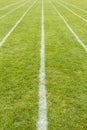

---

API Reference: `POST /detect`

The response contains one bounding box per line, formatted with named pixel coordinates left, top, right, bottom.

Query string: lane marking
left=60, top=0, right=87, bottom=13
left=38, top=0, right=47, bottom=130
left=0, top=0, right=37, bottom=46
left=57, top=1, right=87, bottom=23
left=0, top=0, right=29, bottom=20
left=0, top=0, right=25, bottom=11
left=49, top=0, right=87, bottom=52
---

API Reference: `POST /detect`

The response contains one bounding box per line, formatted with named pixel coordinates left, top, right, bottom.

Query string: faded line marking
left=57, top=1, right=87, bottom=22
left=38, top=0, right=47, bottom=130
left=0, top=0, right=25, bottom=11
left=0, top=0, right=37, bottom=46
left=0, top=0, right=29, bottom=20
left=49, top=0, right=87, bottom=52
left=60, top=0, right=87, bottom=13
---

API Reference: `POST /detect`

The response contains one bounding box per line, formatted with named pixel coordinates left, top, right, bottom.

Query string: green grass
left=0, top=0, right=20, bottom=8
left=0, top=0, right=87, bottom=130
left=0, top=0, right=26, bottom=16
left=45, top=0, right=87, bottom=130
left=62, top=0, right=87, bottom=9
left=0, top=0, right=41, bottom=129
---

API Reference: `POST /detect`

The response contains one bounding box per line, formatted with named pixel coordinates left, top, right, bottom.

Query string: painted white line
left=0, top=0, right=29, bottom=20
left=0, top=0, right=25, bottom=11
left=38, top=0, right=47, bottom=130
left=61, top=0, right=87, bottom=13
left=0, top=0, right=37, bottom=46
left=49, top=0, right=87, bottom=52
left=57, top=1, right=87, bottom=23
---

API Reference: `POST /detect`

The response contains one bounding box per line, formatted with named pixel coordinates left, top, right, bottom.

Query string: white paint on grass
left=58, top=2, right=87, bottom=23
left=0, top=0, right=29, bottom=20
left=0, top=0, right=37, bottom=46
left=38, top=0, right=47, bottom=130
left=61, top=0, right=87, bottom=13
left=0, top=0, right=25, bottom=11
left=49, top=0, right=87, bottom=52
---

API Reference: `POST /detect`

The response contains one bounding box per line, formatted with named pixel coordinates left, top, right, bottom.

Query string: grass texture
left=0, top=0, right=87, bottom=130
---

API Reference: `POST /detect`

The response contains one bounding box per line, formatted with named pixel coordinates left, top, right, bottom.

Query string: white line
left=38, top=0, right=47, bottom=130
left=0, top=0, right=37, bottom=46
left=0, top=0, right=25, bottom=11
left=0, top=0, right=29, bottom=20
left=61, top=0, right=87, bottom=13
left=49, top=0, right=87, bottom=52
left=57, top=1, right=87, bottom=23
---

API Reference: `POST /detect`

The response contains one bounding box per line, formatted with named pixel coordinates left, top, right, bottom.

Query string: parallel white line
left=0, top=0, right=25, bottom=11
left=49, top=0, right=87, bottom=52
left=0, top=0, right=37, bottom=46
left=57, top=1, right=87, bottom=23
left=60, top=0, right=87, bottom=14
left=38, top=0, right=47, bottom=130
left=0, top=0, right=29, bottom=20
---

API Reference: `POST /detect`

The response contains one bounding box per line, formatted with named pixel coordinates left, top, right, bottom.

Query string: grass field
left=0, top=0, right=87, bottom=130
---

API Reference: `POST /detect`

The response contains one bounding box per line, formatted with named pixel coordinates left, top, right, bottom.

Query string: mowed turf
left=0, top=0, right=19, bottom=8
left=62, top=0, right=87, bottom=10
left=0, top=0, right=41, bottom=129
left=0, top=0, right=87, bottom=130
left=45, top=0, right=87, bottom=130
